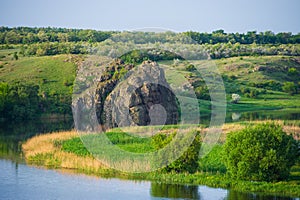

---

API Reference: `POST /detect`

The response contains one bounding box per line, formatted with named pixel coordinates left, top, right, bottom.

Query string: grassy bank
left=22, top=121, right=300, bottom=198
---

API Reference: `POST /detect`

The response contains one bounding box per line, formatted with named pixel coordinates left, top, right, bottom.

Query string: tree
left=223, top=123, right=299, bottom=182
left=151, top=130, right=202, bottom=173
left=282, top=82, right=297, bottom=95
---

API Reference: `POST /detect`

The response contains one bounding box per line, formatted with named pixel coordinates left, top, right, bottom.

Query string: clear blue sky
left=0, top=0, right=299, bottom=33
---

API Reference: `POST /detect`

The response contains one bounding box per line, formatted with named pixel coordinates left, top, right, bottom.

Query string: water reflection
left=200, top=109, right=300, bottom=124
left=226, top=110, right=300, bottom=123
left=151, top=182, right=200, bottom=199
left=231, top=112, right=241, bottom=121
left=226, top=190, right=297, bottom=200
left=0, top=119, right=73, bottom=162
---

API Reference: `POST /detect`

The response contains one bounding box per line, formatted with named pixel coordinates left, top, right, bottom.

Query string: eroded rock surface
left=95, top=60, right=179, bottom=129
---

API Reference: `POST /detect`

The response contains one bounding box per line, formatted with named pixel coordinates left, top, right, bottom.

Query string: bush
left=282, top=81, right=297, bottom=95
left=185, top=64, right=197, bottom=72
left=151, top=130, right=202, bottom=173
left=223, top=123, right=299, bottom=182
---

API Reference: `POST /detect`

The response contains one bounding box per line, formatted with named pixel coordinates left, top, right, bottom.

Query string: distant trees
left=0, top=82, right=72, bottom=120
left=0, top=27, right=114, bottom=44
left=0, top=27, right=300, bottom=58
left=22, top=42, right=87, bottom=56
left=184, top=30, right=300, bottom=45
left=1, top=27, right=299, bottom=46
left=0, top=82, right=40, bottom=120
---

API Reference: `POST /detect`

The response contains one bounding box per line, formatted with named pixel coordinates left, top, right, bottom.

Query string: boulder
left=95, top=60, right=179, bottom=130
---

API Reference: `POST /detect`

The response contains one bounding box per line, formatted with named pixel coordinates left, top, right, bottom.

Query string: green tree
left=282, top=82, right=297, bottom=95
left=223, top=123, right=299, bottom=182
left=151, top=130, right=202, bottom=173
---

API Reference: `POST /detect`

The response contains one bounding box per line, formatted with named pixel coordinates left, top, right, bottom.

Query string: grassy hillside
left=0, top=50, right=80, bottom=95
left=216, top=56, right=300, bottom=85
left=0, top=49, right=299, bottom=120
left=0, top=50, right=83, bottom=119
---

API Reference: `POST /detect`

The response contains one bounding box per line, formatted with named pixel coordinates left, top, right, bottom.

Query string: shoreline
left=22, top=124, right=300, bottom=198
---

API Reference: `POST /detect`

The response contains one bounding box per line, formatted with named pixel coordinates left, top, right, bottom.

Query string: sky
left=0, top=0, right=300, bottom=33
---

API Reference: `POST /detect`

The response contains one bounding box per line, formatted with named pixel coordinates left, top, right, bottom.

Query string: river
left=0, top=118, right=299, bottom=200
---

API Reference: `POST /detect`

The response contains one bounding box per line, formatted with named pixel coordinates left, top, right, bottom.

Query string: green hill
left=0, top=44, right=299, bottom=121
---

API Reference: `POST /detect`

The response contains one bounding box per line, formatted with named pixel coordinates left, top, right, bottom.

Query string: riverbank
left=22, top=122, right=300, bottom=198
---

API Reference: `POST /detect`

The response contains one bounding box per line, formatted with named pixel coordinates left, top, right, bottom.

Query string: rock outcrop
left=95, top=60, right=179, bottom=130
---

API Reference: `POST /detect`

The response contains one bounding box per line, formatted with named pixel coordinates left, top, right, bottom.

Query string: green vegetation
left=282, top=81, right=298, bottom=95
left=151, top=130, right=201, bottom=173
left=23, top=122, right=300, bottom=197
left=0, top=82, right=40, bottom=119
left=61, top=137, right=90, bottom=156
left=2, top=27, right=298, bottom=197
left=198, top=144, right=226, bottom=173
left=223, top=123, right=299, bottom=182
left=0, top=53, right=78, bottom=119
left=0, top=27, right=300, bottom=120
left=0, top=27, right=113, bottom=44
left=184, top=30, right=300, bottom=45
left=1, top=27, right=299, bottom=45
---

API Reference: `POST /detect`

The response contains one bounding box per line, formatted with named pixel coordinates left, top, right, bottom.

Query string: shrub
left=185, top=64, right=197, bottom=72
left=223, top=123, right=299, bottom=182
left=151, top=130, right=202, bottom=173
left=282, top=82, right=297, bottom=95
left=288, top=67, right=297, bottom=76
left=194, top=86, right=210, bottom=100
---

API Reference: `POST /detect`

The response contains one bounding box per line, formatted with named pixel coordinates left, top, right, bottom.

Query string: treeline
left=0, top=82, right=71, bottom=120
left=1, top=26, right=300, bottom=45
left=9, top=42, right=299, bottom=58
left=185, top=30, right=300, bottom=45
left=21, top=42, right=87, bottom=56
left=0, top=27, right=113, bottom=44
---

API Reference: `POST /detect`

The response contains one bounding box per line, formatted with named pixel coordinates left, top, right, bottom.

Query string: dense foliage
left=1, top=27, right=299, bottom=45
left=120, top=49, right=183, bottom=64
left=0, top=27, right=113, bottom=44
left=0, top=82, right=71, bottom=120
left=223, top=123, right=299, bottom=182
left=151, top=130, right=202, bottom=173
left=185, top=30, right=300, bottom=45
left=0, top=82, right=40, bottom=119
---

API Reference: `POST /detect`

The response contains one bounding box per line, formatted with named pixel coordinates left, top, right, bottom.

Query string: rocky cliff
left=95, top=60, right=179, bottom=130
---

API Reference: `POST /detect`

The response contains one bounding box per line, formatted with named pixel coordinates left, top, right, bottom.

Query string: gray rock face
left=95, top=60, right=179, bottom=130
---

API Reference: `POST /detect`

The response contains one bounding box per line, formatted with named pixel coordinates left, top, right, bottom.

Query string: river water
left=0, top=119, right=299, bottom=200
